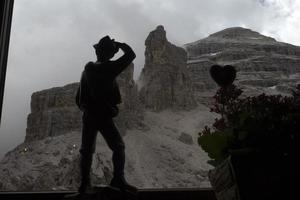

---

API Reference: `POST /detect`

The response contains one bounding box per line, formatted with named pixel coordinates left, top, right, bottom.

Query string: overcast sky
left=1, top=0, right=300, bottom=159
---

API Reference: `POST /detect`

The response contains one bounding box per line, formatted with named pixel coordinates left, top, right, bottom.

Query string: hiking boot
left=78, top=180, right=92, bottom=194
left=110, top=176, right=137, bottom=192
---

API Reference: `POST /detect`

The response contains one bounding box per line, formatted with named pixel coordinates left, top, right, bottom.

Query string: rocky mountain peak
left=144, top=25, right=171, bottom=67
left=184, top=27, right=300, bottom=103
left=208, top=27, right=276, bottom=42
left=139, top=26, right=197, bottom=111
left=145, top=25, right=167, bottom=47
left=185, top=26, right=300, bottom=58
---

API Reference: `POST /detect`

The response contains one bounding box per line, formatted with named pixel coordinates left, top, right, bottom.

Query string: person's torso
left=84, top=61, right=122, bottom=114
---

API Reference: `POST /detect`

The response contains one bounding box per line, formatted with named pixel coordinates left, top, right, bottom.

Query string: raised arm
left=109, top=42, right=136, bottom=77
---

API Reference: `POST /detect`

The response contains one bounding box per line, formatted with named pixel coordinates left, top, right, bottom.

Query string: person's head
left=93, top=35, right=118, bottom=62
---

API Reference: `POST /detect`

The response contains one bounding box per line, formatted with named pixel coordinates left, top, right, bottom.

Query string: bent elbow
left=132, top=52, right=136, bottom=60
left=128, top=51, right=136, bottom=62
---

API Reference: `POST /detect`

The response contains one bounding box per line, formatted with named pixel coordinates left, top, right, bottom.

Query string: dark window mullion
left=0, top=0, right=14, bottom=124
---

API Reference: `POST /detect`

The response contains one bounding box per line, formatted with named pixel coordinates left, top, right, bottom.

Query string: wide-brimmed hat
left=93, top=35, right=114, bottom=51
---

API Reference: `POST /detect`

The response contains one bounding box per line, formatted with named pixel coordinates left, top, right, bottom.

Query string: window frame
left=0, top=0, right=14, bottom=124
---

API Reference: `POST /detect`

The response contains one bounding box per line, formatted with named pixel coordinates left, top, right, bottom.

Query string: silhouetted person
left=75, top=35, right=136, bottom=194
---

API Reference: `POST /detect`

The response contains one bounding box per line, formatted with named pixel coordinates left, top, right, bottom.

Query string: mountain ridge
left=185, top=27, right=300, bottom=55
left=184, top=26, right=300, bottom=103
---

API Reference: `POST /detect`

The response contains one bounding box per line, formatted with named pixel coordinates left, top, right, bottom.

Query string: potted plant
left=198, top=65, right=300, bottom=200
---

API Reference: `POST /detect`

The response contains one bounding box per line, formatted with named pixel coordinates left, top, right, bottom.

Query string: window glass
left=1, top=0, right=300, bottom=191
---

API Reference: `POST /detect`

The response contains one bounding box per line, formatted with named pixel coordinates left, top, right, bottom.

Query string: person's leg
left=99, top=118, right=137, bottom=192
left=79, top=113, right=98, bottom=193
left=99, top=118, right=125, bottom=178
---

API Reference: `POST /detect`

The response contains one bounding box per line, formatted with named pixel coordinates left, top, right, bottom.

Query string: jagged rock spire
left=139, top=25, right=197, bottom=111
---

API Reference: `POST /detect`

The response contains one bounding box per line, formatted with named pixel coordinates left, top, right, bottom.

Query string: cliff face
left=25, top=83, right=81, bottom=142
left=139, top=26, right=197, bottom=111
left=25, top=63, right=143, bottom=142
left=185, top=27, right=300, bottom=101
